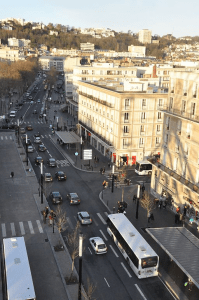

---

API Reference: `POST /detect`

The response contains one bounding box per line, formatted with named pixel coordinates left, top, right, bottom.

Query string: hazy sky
left=0, top=0, right=198, bottom=38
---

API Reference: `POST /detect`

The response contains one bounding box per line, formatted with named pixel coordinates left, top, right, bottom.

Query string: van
left=9, top=111, right=16, bottom=118
left=135, top=160, right=152, bottom=176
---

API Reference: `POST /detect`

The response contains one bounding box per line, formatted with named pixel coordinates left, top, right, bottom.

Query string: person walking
left=102, top=167, right=105, bottom=174
left=183, top=205, right=187, bottom=217
left=133, top=195, right=137, bottom=203
left=45, top=206, right=49, bottom=218
left=147, top=211, right=151, bottom=223
left=10, top=171, right=14, bottom=178
left=42, top=210, right=47, bottom=224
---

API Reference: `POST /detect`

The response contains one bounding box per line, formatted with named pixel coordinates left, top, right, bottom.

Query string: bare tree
left=55, top=206, right=67, bottom=247
left=67, top=221, right=82, bottom=281
left=140, top=191, right=156, bottom=222
left=81, top=277, right=97, bottom=300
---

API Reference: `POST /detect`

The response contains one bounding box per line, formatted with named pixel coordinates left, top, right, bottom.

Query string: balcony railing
left=78, top=91, right=114, bottom=108
left=149, top=159, right=199, bottom=195
left=79, top=120, right=113, bottom=147
left=159, top=105, right=199, bottom=123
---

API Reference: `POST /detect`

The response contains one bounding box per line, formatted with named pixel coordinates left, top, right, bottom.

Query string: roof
left=136, top=160, right=152, bottom=164
left=55, top=131, right=80, bottom=144
left=146, top=227, right=199, bottom=288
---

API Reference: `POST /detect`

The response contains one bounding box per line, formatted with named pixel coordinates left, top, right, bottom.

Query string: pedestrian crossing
left=1, top=220, right=43, bottom=238
left=0, top=135, right=13, bottom=140
left=56, top=159, right=70, bottom=167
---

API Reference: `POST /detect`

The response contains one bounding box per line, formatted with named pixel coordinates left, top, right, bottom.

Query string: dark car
left=34, top=132, right=40, bottom=138
left=67, top=193, right=80, bottom=205
left=21, top=134, right=28, bottom=140
left=33, top=110, right=37, bottom=114
left=28, top=96, right=33, bottom=100
left=26, top=138, right=31, bottom=145
left=55, top=171, right=66, bottom=181
left=47, top=158, right=57, bottom=167
left=38, top=144, right=46, bottom=152
left=26, top=124, right=33, bottom=131
left=49, top=191, right=62, bottom=204
left=35, top=156, right=43, bottom=165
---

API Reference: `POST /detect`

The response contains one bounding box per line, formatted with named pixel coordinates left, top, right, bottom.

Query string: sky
left=0, top=0, right=198, bottom=38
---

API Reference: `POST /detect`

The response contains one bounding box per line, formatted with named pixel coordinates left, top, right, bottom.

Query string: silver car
left=44, top=173, right=53, bottom=182
left=67, top=193, right=80, bottom=205
left=77, top=212, right=92, bottom=225
left=89, top=237, right=107, bottom=254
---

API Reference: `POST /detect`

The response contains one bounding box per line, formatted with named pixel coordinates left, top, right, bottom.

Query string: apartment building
left=0, top=47, right=23, bottom=61
left=8, top=38, right=30, bottom=47
left=39, top=56, right=65, bottom=71
left=80, top=43, right=95, bottom=51
left=150, top=70, right=199, bottom=213
left=77, top=80, right=167, bottom=166
left=138, top=29, right=152, bottom=44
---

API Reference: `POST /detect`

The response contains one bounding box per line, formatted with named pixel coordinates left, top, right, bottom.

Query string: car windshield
left=46, top=174, right=51, bottom=178
left=53, top=192, right=60, bottom=197
left=71, top=194, right=78, bottom=200
left=98, top=244, right=106, bottom=249
left=83, top=216, right=90, bottom=219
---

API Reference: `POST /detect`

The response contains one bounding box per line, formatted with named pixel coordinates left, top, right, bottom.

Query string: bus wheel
left=148, top=171, right=152, bottom=175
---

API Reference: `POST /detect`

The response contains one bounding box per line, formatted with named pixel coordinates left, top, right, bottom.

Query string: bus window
left=141, top=256, right=158, bottom=269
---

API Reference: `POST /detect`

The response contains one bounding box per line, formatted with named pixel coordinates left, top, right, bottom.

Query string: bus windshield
left=141, top=256, right=158, bottom=269
left=135, top=162, right=140, bottom=170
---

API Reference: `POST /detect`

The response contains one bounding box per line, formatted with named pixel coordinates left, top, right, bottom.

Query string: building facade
left=138, top=29, right=152, bottom=44
left=77, top=80, right=167, bottom=166
left=150, top=70, right=199, bottom=214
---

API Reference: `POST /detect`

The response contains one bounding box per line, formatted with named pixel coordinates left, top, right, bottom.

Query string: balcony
left=159, top=105, right=199, bottom=123
left=78, top=91, right=114, bottom=108
left=149, top=159, right=199, bottom=195
left=79, top=120, right=113, bottom=147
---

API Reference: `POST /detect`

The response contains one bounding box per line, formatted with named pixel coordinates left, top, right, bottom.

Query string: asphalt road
left=6, top=78, right=177, bottom=300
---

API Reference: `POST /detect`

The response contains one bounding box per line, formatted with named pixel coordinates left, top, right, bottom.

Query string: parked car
left=89, top=237, right=107, bottom=254
left=27, top=145, right=34, bottom=153
left=19, top=127, right=26, bottom=134
left=34, top=137, right=41, bottom=144
left=55, top=171, right=66, bottom=181
left=26, top=124, right=33, bottom=131
left=38, top=144, right=46, bottom=152
left=47, top=158, right=57, bottom=167
left=67, top=193, right=80, bottom=205
left=77, top=212, right=92, bottom=225
left=49, top=191, right=62, bottom=204
left=44, top=173, right=53, bottom=182
left=35, top=156, right=43, bottom=165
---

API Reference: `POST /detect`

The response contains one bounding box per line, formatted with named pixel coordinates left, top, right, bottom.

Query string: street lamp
left=80, top=136, right=83, bottom=159
left=136, top=184, right=140, bottom=219
left=112, top=164, right=115, bottom=193
left=40, top=162, right=43, bottom=204
left=17, top=119, right=20, bottom=145
left=78, top=232, right=83, bottom=300
left=25, top=134, right=28, bottom=166
left=56, top=116, right=59, bottom=131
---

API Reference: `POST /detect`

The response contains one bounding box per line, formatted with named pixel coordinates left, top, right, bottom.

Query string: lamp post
left=56, top=116, right=59, bottom=131
left=112, top=164, right=115, bottom=193
left=80, top=136, right=83, bottom=159
left=78, top=232, right=83, bottom=300
left=40, top=162, right=43, bottom=204
left=26, top=134, right=28, bottom=166
left=17, top=119, right=20, bottom=145
left=136, top=184, right=140, bottom=219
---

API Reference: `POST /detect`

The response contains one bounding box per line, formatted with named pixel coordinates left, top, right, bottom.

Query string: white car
left=89, top=237, right=107, bottom=254
left=27, top=145, right=34, bottom=153
left=34, top=137, right=41, bottom=143
left=77, top=212, right=92, bottom=225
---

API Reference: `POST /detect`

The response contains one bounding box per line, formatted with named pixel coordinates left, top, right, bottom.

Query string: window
left=196, top=170, right=199, bottom=183
left=100, top=70, right=103, bottom=75
left=142, top=99, right=147, bottom=107
left=124, top=126, right=129, bottom=133
left=182, top=100, right=186, bottom=113
left=184, top=143, right=188, bottom=156
left=175, top=139, right=180, bottom=153
left=123, top=139, right=128, bottom=148
left=158, top=112, right=162, bottom=120
left=177, top=120, right=182, bottom=135
left=140, top=125, right=145, bottom=133
left=173, top=157, right=178, bottom=171
left=159, top=99, right=163, bottom=107
left=182, top=162, right=186, bottom=176
left=141, top=112, right=146, bottom=122
left=169, top=97, right=173, bottom=109
left=111, top=115, right=113, bottom=120
left=131, top=71, right=134, bottom=74
left=124, top=112, right=129, bottom=122
left=191, top=102, right=196, bottom=116
left=156, top=137, right=160, bottom=145
left=186, top=123, right=191, bottom=139
left=183, top=81, right=188, bottom=96
left=164, top=134, right=168, bottom=145
left=157, top=124, right=161, bottom=133
left=139, top=138, right=144, bottom=147
left=193, top=83, right=197, bottom=98
left=107, top=113, right=109, bottom=118
left=125, top=99, right=130, bottom=108
left=100, top=109, right=101, bottom=114
left=103, top=111, right=105, bottom=116
left=172, top=179, right=176, bottom=189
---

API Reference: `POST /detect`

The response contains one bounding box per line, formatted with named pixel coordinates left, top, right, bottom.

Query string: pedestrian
left=151, top=213, right=154, bottom=222
left=179, top=213, right=183, bottom=224
left=147, top=211, right=151, bottom=223
left=49, top=210, right=55, bottom=226
left=183, top=205, right=187, bottom=217
left=103, top=167, right=105, bottom=174
left=159, top=200, right=162, bottom=209
left=142, top=184, right=145, bottom=193
left=45, top=206, right=49, bottom=217
left=42, top=210, right=47, bottom=223
left=100, top=167, right=103, bottom=174
left=102, top=180, right=106, bottom=188
left=133, top=195, right=137, bottom=203
left=162, top=200, right=166, bottom=209
left=10, top=171, right=14, bottom=178
left=97, top=157, right=99, bottom=163
left=176, top=206, right=180, bottom=214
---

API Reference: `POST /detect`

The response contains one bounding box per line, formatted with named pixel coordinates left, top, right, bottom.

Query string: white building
left=138, top=29, right=152, bottom=44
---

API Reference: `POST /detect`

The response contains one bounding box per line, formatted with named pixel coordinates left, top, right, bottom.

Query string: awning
left=146, top=227, right=199, bottom=288
left=55, top=131, right=80, bottom=144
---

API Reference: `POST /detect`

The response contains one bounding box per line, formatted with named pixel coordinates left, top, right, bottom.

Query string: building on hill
left=138, top=29, right=152, bottom=44
left=80, top=43, right=95, bottom=51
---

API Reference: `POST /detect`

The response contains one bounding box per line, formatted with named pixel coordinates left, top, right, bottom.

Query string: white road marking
left=99, top=229, right=108, bottom=241
left=2, top=224, right=6, bottom=237
left=19, top=222, right=25, bottom=235
left=121, top=262, right=132, bottom=278
left=10, top=136, right=12, bottom=140
left=135, top=284, right=147, bottom=300
left=10, top=223, right=16, bottom=236
left=97, top=213, right=106, bottom=225
left=104, top=277, right=110, bottom=287
left=104, top=212, right=108, bottom=217
left=5, top=136, right=7, bottom=140
left=36, top=220, right=43, bottom=233
left=88, top=247, right=92, bottom=255
left=109, top=245, right=119, bottom=257
left=28, top=221, right=35, bottom=234
left=1, top=137, right=3, bottom=140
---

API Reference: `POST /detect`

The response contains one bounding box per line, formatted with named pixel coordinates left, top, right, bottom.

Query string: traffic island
left=65, top=276, right=78, bottom=285
left=54, top=244, right=64, bottom=251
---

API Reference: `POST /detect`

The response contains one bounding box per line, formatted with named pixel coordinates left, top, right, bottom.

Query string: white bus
left=2, top=237, right=36, bottom=300
left=135, top=160, right=152, bottom=176
left=107, top=214, right=159, bottom=279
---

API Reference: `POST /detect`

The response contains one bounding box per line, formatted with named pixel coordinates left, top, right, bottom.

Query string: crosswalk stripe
left=36, top=220, right=43, bottom=233
left=97, top=213, right=106, bottom=225
left=19, top=222, right=25, bottom=235
left=28, top=221, right=35, bottom=234
left=5, top=136, right=7, bottom=140
left=99, top=229, right=108, bottom=241
left=2, top=224, right=6, bottom=237
left=11, top=223, right=16, bottom=236
left=104, top=212, right=108, bottom=217
left=1, top=137, right=3, bottom=140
